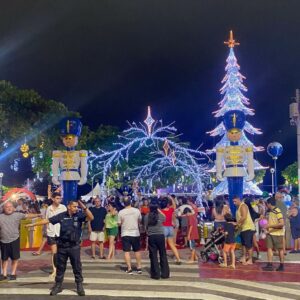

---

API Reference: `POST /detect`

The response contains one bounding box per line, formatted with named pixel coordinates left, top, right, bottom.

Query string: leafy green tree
left=254, top=169, right=266, bottom=184
left=0, top=80, right=79, bottom=182
left=282, top=162, right=298, bottom=187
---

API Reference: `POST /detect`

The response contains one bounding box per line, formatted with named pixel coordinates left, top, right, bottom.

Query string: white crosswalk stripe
left=2, top=260, right=300, bottom=299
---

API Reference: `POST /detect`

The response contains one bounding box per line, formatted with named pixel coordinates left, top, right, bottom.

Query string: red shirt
left=140, top=206, right=150, bottom=215
left=188, top=214, right=199, bottom=240
left=161, top=208, right=174, bottom=226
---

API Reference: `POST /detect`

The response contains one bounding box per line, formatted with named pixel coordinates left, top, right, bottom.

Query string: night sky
left=1, top=1, right=300, bottom=188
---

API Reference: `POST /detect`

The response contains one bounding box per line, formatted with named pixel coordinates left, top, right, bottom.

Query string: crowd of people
left=212, top=192, right=300, bottom=272
left=0, top=189, right=299, bottom=296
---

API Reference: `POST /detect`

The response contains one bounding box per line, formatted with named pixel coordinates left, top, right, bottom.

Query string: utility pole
left=0, top=173, right=3, bottom=199
left=289, top=89, right=300, bottom=202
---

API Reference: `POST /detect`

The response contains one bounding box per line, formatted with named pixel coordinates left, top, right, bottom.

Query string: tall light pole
left=270, top=168, right=275, bottom=194
left=289, top=89, right=300, bottom=201
left=0, top=173, right=3, bottom=199
left=267, top=142, right=283, bottom=193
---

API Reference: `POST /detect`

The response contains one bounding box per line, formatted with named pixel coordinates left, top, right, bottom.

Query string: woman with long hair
left=212, top=197, right=229, bottom=230
left=244, top=197, right=261, bottom=259
left=145, top=198, right=170, bottom=279
left=160, top=196, right=181, bottom=264
left=105, top=203, right=118, bottom=260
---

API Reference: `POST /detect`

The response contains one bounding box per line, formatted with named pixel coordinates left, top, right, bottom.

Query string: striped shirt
left=0, top=212, right=26, bottom=243
left=268, top=207, right=284, bottom=236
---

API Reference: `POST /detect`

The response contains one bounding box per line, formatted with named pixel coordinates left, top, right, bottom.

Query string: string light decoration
left=20, top=142, right=29, bottom=158
left=89, top=107, right=210, bottom=206
left=11, top=158, right=20, bottom=172
left=207, top=31, right=267, bottom=196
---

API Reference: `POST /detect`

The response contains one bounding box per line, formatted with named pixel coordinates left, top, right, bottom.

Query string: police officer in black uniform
left=26, top=200, right=93, bottom=296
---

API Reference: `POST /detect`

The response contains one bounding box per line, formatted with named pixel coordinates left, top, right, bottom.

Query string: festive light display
left=10, top=158, right=20, bottom=172
left=144, top=106, right=155, bottom=135
left=207, top=31, right=266, bottom=196
left=89, top=107, right=209, bottom=204
left=20, top=142, right=30, bottom=158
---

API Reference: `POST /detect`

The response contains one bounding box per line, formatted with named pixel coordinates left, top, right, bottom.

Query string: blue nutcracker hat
left=223, top=110, right=246, bottom=131
left=59, top=117, right=83, bottom=137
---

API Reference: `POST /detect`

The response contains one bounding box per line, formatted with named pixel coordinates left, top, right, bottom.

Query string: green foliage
left=0, top=80, right=78, bottom=177
left=0, top=81, right=71, bottom=146
left=254, top=169, right=266, bottom=184
left=282, top=162, right=298, bottom=186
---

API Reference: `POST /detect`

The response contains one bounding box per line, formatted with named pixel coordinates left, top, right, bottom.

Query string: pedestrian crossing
left=1, top=258, right=300, bottom=299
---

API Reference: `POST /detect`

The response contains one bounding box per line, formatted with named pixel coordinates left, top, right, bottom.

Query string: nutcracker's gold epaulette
left=245, top=147, right=253, bottom=153
left=216, top=148, right=225, bottom=153
left=52, top=151, right=61, bottom=158
left=79, top=151, right=88, bottom=157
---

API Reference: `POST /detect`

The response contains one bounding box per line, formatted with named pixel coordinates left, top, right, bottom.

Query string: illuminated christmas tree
left=207, top=31, right=266, bottom=196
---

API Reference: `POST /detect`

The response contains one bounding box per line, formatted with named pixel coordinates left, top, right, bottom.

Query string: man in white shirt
left=118, top=197, right=142, bottom=274
left=45, top=192, right=67, bottom=278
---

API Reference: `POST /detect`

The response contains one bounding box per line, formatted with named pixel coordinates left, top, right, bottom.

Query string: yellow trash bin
left=20, top=218, right=43, bottom=249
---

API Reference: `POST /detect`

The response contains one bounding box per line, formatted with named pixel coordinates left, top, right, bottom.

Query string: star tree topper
left=144, top=106, right=155, bottom=135
left=224, top=30, right=240, bottom=48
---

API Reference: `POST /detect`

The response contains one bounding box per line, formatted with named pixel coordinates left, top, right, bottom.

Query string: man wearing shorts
left=262, top=197, right=285, bottom=271
left=234, top=196, right=255, bottom=265
left=45, top=192, right=67, bottom=277
left=0, top=201, right=41, bottom=280
left=118, top=197, right=142, bottom=274
left=88, top=197, right=107, bottom=259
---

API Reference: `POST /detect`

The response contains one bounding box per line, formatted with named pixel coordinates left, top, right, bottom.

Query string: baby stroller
left=200, top=227, right=225, bottom=264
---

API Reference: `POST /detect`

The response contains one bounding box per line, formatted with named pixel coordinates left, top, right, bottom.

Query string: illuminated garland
left=89, top=107, right=209, bottom=205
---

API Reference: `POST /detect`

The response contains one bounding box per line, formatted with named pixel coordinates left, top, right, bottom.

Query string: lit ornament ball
left=267, top=142, right=283, bottom=159
left=22, top=152, right=29, bottom=158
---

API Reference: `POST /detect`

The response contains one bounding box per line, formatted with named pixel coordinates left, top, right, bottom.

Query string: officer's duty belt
left=226, top=164, right=244, bottom=168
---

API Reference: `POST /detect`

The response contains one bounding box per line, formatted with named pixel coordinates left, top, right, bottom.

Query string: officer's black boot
left=76, top=282, right=85, bottom=296
left=50, top=283, right=63, bottom=296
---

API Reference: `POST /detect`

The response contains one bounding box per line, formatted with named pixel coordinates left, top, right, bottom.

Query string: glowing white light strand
left=89, top=108, right=209, bottom=206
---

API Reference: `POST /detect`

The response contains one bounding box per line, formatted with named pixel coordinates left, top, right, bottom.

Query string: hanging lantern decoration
left=20, top=143, right=30, bottom=158
left=163, top=140, right=170, bottom=156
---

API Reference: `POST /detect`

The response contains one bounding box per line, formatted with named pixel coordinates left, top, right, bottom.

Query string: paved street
left=0, top=248, right=300, bottom=299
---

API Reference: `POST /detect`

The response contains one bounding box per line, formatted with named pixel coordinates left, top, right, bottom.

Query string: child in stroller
left=200, top=226, right=225, bottom=263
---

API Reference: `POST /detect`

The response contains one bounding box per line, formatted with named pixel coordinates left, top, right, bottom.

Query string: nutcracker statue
left=52, top=117, right=88, bottom=205
left=215, top=110, right=254, bottom=214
